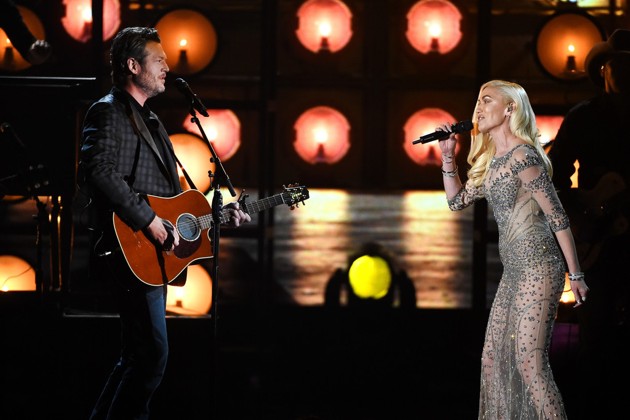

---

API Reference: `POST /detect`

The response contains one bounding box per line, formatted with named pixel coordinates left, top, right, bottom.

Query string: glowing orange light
left=536, top=115, right=564, bottom=146
left=296, top=0, right=353, bottom=53
left=535, top=11, right=604, bottom=81
left=3, top=39, right=14, bottom=66
left=318, top=21, right=332, bottom=37
left=294, top=106, right=351, bottom=164
left=0, top=255, right=36, bottom=292
left=166, top=265, right=212, bottom=315
left=0, top=6, right=46, bottom=71
left=155, top=9, right=218, bottom=75
left=406, top=0, right=462, bottom=55
left=181, top=109, right=241, bottom=163
left=318, top=21, right=332, bottom=50
left=428, top=22, right=442, bottom=38
left=560, top=275, right=576, bottom=304
left=177, top=39, right=189, bottom=68
left=169, top=133, right=214, bottom=193
left=403, top=108, right=460, bottom=166
left=61, top=0, right=121, bottom=43
left=314, top=127, right=329, bottom=144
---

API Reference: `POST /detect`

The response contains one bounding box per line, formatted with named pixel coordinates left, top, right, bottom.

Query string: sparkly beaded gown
left=448, top=144, right=569, bottom=419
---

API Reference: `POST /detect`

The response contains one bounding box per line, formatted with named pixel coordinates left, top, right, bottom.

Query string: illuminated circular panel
left=406, top=0, right=463, bottom=55
left=403, top=107, right=460, bottom=166
left=295, top=0, right=353, bottom=53
left=169, top=133, right=214, bottom=193
left=166, top=264, right=212, bottom=315
left=0, top=6, right=46, bottom=71
left=0, top=255, right=36, bottom=291
left=293, top=106, right=351, bottom=164
left=534, top=11, right=604, bottom=81
left=61, top=0, right=121, bottom=43
left=155, top=9, right=218, bottom=75
left=181, top=110, right=241, bottom=161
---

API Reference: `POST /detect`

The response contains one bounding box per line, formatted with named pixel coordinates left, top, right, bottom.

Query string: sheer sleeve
left=513, top=148, right=570, bottom=233
left=447, top=178, right=485, bottom=211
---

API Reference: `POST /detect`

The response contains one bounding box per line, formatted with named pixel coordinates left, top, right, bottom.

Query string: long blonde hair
left=466, top=80, right=551, bottom=187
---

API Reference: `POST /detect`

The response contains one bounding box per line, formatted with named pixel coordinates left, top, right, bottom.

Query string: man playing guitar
left=548, top=28, right=630, bottom=420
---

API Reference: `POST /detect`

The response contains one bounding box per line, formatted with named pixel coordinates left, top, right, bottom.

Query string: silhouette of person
left=548, top=28, right=630, bottom=420
left=0, top=0, right=51, bottom=64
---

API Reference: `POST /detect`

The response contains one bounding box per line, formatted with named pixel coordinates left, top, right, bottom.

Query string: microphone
left=174, top=78, right=209, bottom=117
left=412, top=120, right=474, bottom=144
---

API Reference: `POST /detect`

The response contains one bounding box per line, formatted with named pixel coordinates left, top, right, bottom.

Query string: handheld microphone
left=412, top=120, right=474, bottom=144
left=174, top=78, right=209, bottom=117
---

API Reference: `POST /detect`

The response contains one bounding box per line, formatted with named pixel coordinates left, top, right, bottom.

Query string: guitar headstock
left=282, top=183, right=309, bottom=210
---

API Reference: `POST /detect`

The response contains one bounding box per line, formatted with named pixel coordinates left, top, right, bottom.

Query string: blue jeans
left=90, top=254, right=169, bottom=420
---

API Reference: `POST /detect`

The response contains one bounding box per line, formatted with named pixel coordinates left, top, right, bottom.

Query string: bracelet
left=442, top=165, right=458, bottom=177
left=568, top=272, right=585, bottom=281
left=441, top=153, right=454, bottom=164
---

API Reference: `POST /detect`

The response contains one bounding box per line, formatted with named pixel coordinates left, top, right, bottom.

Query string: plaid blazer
left=80, top=87, right=181, bottom=236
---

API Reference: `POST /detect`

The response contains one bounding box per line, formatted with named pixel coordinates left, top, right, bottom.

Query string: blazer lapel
left=129, top=105, right=166, bottom=168
left=114, top=87, right=181, bottom=193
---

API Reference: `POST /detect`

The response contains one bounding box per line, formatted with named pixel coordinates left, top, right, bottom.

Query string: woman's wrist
left=441, top=153, right=454, bottom=164
left=441, top=164, right=458, bottom=177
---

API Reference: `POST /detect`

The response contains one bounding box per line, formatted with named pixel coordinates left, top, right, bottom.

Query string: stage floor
left=1, top=294, right=583, bottom=420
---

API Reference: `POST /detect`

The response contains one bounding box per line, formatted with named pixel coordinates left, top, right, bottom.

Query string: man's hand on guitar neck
left=145, top=215, right=180, bottom=251
left=223, top=201, right=251, bottom=227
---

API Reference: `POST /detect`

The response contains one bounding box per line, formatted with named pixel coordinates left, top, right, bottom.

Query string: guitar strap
left=168, top=144, right=198, bottom=191
left=126, top=116, right=199, bottom=192
left=127, top=106, right=198, bottom=192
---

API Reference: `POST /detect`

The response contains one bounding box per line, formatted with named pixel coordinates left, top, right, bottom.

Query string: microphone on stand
left=412, top=120, right=474, bottom=144
left=174, top=78, right=209, bottom=117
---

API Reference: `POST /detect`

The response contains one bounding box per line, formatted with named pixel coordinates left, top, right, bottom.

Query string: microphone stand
left=185, top=105, right=236, bottom=418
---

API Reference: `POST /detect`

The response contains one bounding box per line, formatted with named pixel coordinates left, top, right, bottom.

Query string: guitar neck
left=218, top=193, right=286, bottom=224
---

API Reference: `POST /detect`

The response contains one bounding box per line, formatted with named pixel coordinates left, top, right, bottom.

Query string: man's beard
left=134, top=73, right=164, bottom=98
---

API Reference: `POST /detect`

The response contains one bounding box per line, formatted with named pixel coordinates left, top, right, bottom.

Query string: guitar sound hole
left=177, top=213, right=201, bottom=241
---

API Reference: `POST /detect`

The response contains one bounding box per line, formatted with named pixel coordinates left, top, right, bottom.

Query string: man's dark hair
left=110, top=27, right=161, bottom=86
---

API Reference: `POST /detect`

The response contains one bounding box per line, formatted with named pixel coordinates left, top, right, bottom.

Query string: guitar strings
left=167, top=190, right=302, bottom=236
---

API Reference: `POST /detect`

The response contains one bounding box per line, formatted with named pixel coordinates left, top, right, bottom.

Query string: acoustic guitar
left=113, top=184, right=309, bottom=286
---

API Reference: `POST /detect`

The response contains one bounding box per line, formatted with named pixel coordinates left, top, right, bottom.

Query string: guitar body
left=112, top=184, right=309, bottom=286
left=113, top=190, right=213, bottom=286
